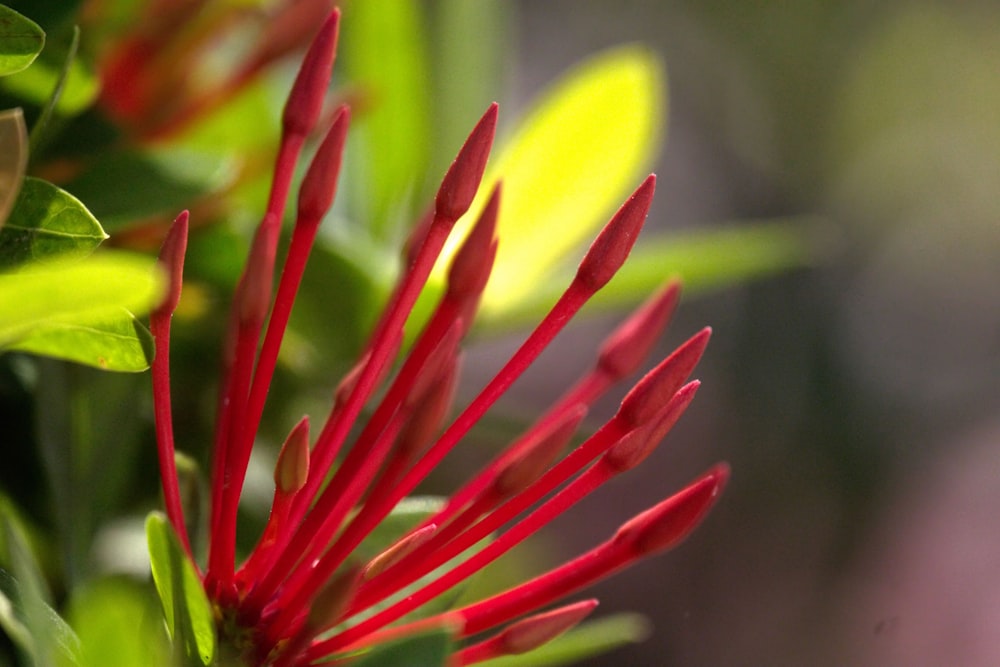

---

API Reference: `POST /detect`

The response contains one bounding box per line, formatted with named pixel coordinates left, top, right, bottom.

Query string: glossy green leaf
left=349, top=625, right=454, bottom=667
left=0, top=49, right=98, bottom=115
left=479, top=613, right=650, bottom=667
left=0, top=107, right=28, bottom=226
left=0, top=252, right=164, bottom=347
left=9, top=309, right=155, bottom=371
left=479, top=219, right=823, bottom=329
left=61, top=577, right=171, bottom=667
left=0, top=176, right=107, bottom=268
left=437, top=46, right=664, bottom=314
left=0, top=516, right=82, bottom=666
left=146, top=512, right=216, bottom=666
left=342, top=0, right=431, bottom=238
left=0, top=5, right=44, bottom=76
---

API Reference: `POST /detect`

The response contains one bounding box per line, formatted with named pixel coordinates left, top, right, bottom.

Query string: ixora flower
left=148, top=10, right=728, bottom=667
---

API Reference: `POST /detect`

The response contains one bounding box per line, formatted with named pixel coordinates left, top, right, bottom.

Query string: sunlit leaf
left=0, top=252, right=164, bottom=347
left=11, top=308, right=154, bottom=370
left=437, top=46, right=664, bottom=315
left=0, top=107, right=28, bottom=226
left=342, top=0, right=431, bottom=238
left=0, top=176, right=106, bottom=268
left=478, top=613, right=650, bottom=667
left=0, top=5, right=44, bottom=76
left=349, top=626, right=454, bottom=667
left=146, top=512, right=216, bottom=666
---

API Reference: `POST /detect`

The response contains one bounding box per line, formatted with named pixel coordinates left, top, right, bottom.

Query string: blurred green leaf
left=438, top=46, right=663, bottom=315
left=342, top=0, right=431, bottom=238
left=146, top=512, right=215, bottom=666
left=0, top=5, right=44, bottom=76
left=0, top=516, right=82, bottom=666
left=479, top=613, right=651, bottom=667
left=0, top=253, right=164, bottom=348
left=0, top=177, right=106, bottom=268
left=8, top=309, right=154, bottom=371
left=349, top=625, right=454, bottom=667
left=480, top=219, right=823, bottom=328
left=428, top=0, right=508, bottom=181
left=61, top=577, right=171, bottom=667
left=60, top=149, right=236, bottom=231
left=34, top=360, right=150, bottom=586
left=0, top=107, right=27, bottom=226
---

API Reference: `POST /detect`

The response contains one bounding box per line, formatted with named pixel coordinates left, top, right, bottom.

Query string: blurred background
left=506, top=1, right=1000, bottom=665
left=1, top=1, right=999, bottom=665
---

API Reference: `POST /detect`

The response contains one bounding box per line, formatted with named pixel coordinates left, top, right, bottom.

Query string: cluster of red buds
left=150, top=9, right=728, bottom=666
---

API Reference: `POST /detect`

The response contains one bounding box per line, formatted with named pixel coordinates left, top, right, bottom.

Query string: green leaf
left=479, top=219, right=824, bottom=329
left=0, top=252, right=164, bottom=348
left=349, top=626, right=454, bottom=667
left=342, top=0, right=431, bottom=238
left=8, top=309, right=155, bottom=371
left=0, top=515, right=82, bottom=666
left=479, top=613, right=650, bottom=667
left=61, top=577, right=172, bottom=667
left=0, top=107, right=28, bottom=226
left=0, top=5, right=44, bottom=76
left=0, top=177, right=106, bottom=268
left=145, top=512, right=216, bottom=667
left=437, top=46, right=664, bottom=315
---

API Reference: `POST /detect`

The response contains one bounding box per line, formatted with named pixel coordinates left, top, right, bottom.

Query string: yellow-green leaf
left=437, top=46, right=664, bottom=315
left=0, top=253, right=164, bottom=346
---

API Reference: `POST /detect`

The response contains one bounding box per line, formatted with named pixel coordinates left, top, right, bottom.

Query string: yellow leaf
left=436, top=46, right=665, bottom=315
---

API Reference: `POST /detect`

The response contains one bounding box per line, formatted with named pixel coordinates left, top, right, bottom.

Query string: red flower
left=150, top=9, right=727, bottom=666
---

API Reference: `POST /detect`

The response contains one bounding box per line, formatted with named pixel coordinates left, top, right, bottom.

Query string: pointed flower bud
left=274, top=417, right=310, bottom=495
left=497, top=599, right=598, bottom=655
left=598, top=280, right=681, bottom=380
left=447, top=183, right=501, bottom=300
left=603, top=381, right=699, bottom=473
left=297, top=105, right=350, bottom=223
left=456, top=600, right=598, bottom=665
left=614, top=463, right=729, bottom=557
left=492, top=404, right=586, bottom=498
left=435, top=103, right=498, bottom=223
left=282, top=9, right=340, bottom=137
left=617, top=327, right=711, bottom=428
left=364, top=524, right=438, bottom=580
left=154, top=211, right=189, bottom=316
left=575, top=175, right=656, bottom=291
